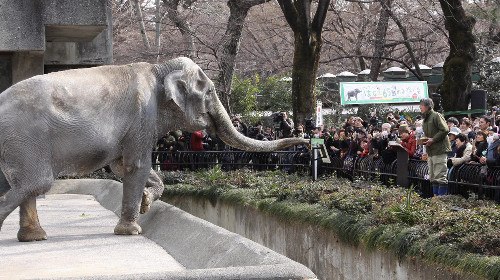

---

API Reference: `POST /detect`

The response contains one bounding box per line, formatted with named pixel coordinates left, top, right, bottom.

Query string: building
left=0, top=0, right=112, bottom=93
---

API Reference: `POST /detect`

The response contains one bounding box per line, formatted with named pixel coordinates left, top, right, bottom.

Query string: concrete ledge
left=165, top=196, right=483, bottom=280
left=48, top=179, right=316, bottom=280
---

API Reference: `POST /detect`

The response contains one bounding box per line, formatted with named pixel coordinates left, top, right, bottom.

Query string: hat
left=448, top=127, right=461, bottom=136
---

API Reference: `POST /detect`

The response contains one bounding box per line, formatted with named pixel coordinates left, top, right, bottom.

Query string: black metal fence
left=152, top=150, right=500, bottom=202
left=152, top=150, right=311, bottom=172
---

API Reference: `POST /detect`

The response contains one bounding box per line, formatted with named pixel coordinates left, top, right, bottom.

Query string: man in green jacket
left=420, top=98, right=451, bottom=196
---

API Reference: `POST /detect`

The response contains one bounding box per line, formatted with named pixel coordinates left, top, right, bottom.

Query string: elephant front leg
left=140, top=169, right=165, bottom=214
left=114, top=166, right=149, bottom=235
left=17, top=196, right=47, bottom=242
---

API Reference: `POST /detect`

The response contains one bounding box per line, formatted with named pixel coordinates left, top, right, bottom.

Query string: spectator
left=349, top=131, right=364, bottom=157
left=399, top=125, right=416, bottom=158
left=478, top=115, right=492, bottom=135
left=338, top=129, right=351, bottom=159
left=420, top=98, right=451, bottom=196
left=248, top=121, right=264, bottom=139
left=232, top=116, right=248, bottom=136
left=371, top=127, right=388, bottom=158
left=469, top=131, right=488, bottom=163
left=448, top=127, right=461, bottom=157
left=293, top=124, right=308, bottom=139
left=414, top=119, right=425, bottom=160
left=459, top=118, right=475, bottom=141
left=487, top=127, right=497, bottom=144
left=447, top=133, right=472, bottom=168
left=263, top=126, right=274, bottom=140
left=480, top=133, right=500, bottom=167
left=343, top=116, right=355, bottom=132
left=446, top=117, right=459, bottom=129
left=277, top=112, right=294, bottom=138
left=359, top=139, right=370, bottom=158
left=353, top=117, right=365, bottom=131
left=190, top=130, right=205, bottom=151
left=328, top=131, right=342, bottom=157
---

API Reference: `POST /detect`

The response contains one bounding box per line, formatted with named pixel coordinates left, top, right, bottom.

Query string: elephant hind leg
left=17, top=196, right=47, bottom=242
left=140, top=169, right=165, bottom=214
left=0, top=166, right=53, bottom=240
left=110, top=161, right=164, bottom=214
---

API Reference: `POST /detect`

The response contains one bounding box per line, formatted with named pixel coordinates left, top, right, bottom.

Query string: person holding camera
left=277, top=111, right=294, bottom=138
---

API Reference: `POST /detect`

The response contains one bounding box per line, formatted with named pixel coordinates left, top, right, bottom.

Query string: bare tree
left=277, top=0, right=331, bottom=126
left=216, top=0, right=271, bottom=114
left=130, top=0, right=151, bottom=49
left=370, top=0, right=392, bottom=81
left=438, top=0, right=477, bottom=112
left=162, top=0, right=197, bottom=58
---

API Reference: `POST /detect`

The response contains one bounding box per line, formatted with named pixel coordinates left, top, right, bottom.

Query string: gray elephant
left=347, top=89, right=360, bottom=101
left=0, top=57, right=307, bottom=242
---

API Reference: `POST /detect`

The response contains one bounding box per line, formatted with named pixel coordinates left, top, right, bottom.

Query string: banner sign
left=315, top=100, right=323, bottom=127
left=339, top=81, right=428, bottom=105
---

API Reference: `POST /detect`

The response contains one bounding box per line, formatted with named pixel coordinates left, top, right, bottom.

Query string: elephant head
left=156, top=57, right=308, bottom=151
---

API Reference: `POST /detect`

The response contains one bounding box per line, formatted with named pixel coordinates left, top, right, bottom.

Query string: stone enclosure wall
left=165, top=196, right=481, bottom=280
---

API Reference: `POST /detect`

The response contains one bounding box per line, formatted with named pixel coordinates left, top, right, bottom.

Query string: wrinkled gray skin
left=0, top=57, right=307, bottom=242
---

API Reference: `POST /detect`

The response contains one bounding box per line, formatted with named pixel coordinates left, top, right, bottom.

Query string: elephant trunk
left=210, top=100, right=308, bottom=152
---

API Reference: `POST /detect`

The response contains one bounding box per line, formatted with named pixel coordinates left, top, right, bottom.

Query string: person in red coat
left=399, top=125, right=416, bottom=158
left=190, top=130, right=205, bottom=151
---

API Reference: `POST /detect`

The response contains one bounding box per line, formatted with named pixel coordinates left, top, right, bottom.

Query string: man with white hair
left=420, top=98, right=451, bottom=196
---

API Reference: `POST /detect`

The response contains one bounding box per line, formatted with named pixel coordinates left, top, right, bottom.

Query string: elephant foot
left=114, top=221, right=142, bottom=235
left=17, top=226, right=47, bottom=242
left=140, top=189, right=154, bottom=214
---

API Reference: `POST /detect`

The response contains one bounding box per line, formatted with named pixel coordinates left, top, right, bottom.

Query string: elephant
left=0, top=57, right=307, bottom=242
left=347, top=89, right=360, bottom=101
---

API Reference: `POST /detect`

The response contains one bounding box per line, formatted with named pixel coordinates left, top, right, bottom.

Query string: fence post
left=389, top=142, right=409, bottom=187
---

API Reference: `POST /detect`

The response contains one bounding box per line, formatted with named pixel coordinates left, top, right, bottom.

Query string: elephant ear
left=164, top=70, right=188, bottom=111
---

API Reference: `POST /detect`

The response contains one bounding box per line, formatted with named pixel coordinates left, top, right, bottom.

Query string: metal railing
left=152, top=150, right=311, bottom=172
left=151, top=150, right=500, bottom=202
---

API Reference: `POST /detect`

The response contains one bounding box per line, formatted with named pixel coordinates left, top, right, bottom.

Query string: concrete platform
left=0, top=179, right=317, bottom=280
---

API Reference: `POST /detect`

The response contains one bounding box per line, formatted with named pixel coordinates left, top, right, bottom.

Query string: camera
left=272, top=112, right=285, bottom=123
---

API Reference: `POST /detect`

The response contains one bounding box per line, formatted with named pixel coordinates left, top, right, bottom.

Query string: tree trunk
left=155, top=0, right=161, bottom=62
left=277, top=0, right=330, bottom=127
left=438, top=0, right=476, bottom=112
left=370, top=0, right=391, bottom=81
left=291, top=30, right=321, bottom=125
left=216, top=0, right=270, bottom=115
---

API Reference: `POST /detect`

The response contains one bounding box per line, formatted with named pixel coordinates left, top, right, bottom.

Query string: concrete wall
left=0, top=0, right=111, bottom=88
left=12, top=52, right=44, bottom=83
left=0, top=0, right=45, bottom=51
left=166, top=196, right=482, bottom=280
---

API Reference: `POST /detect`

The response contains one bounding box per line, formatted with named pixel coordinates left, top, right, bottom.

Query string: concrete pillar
left=12, top=52, right=44, bottom=84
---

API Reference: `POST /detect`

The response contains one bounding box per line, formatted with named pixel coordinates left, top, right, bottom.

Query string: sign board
left=310, top=138, right=324, bottom=145
left=339, top=81, right=428, bottom=105
left=315, top=101, right=323, bottom=127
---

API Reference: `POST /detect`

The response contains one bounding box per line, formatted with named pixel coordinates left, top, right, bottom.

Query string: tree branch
left=277, top=0, right=299, bottom=32
left=312, top=0, right=331, bottom=34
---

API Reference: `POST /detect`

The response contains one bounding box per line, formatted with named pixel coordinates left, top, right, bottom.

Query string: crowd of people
left=153, top=104, right=500, bottom=181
